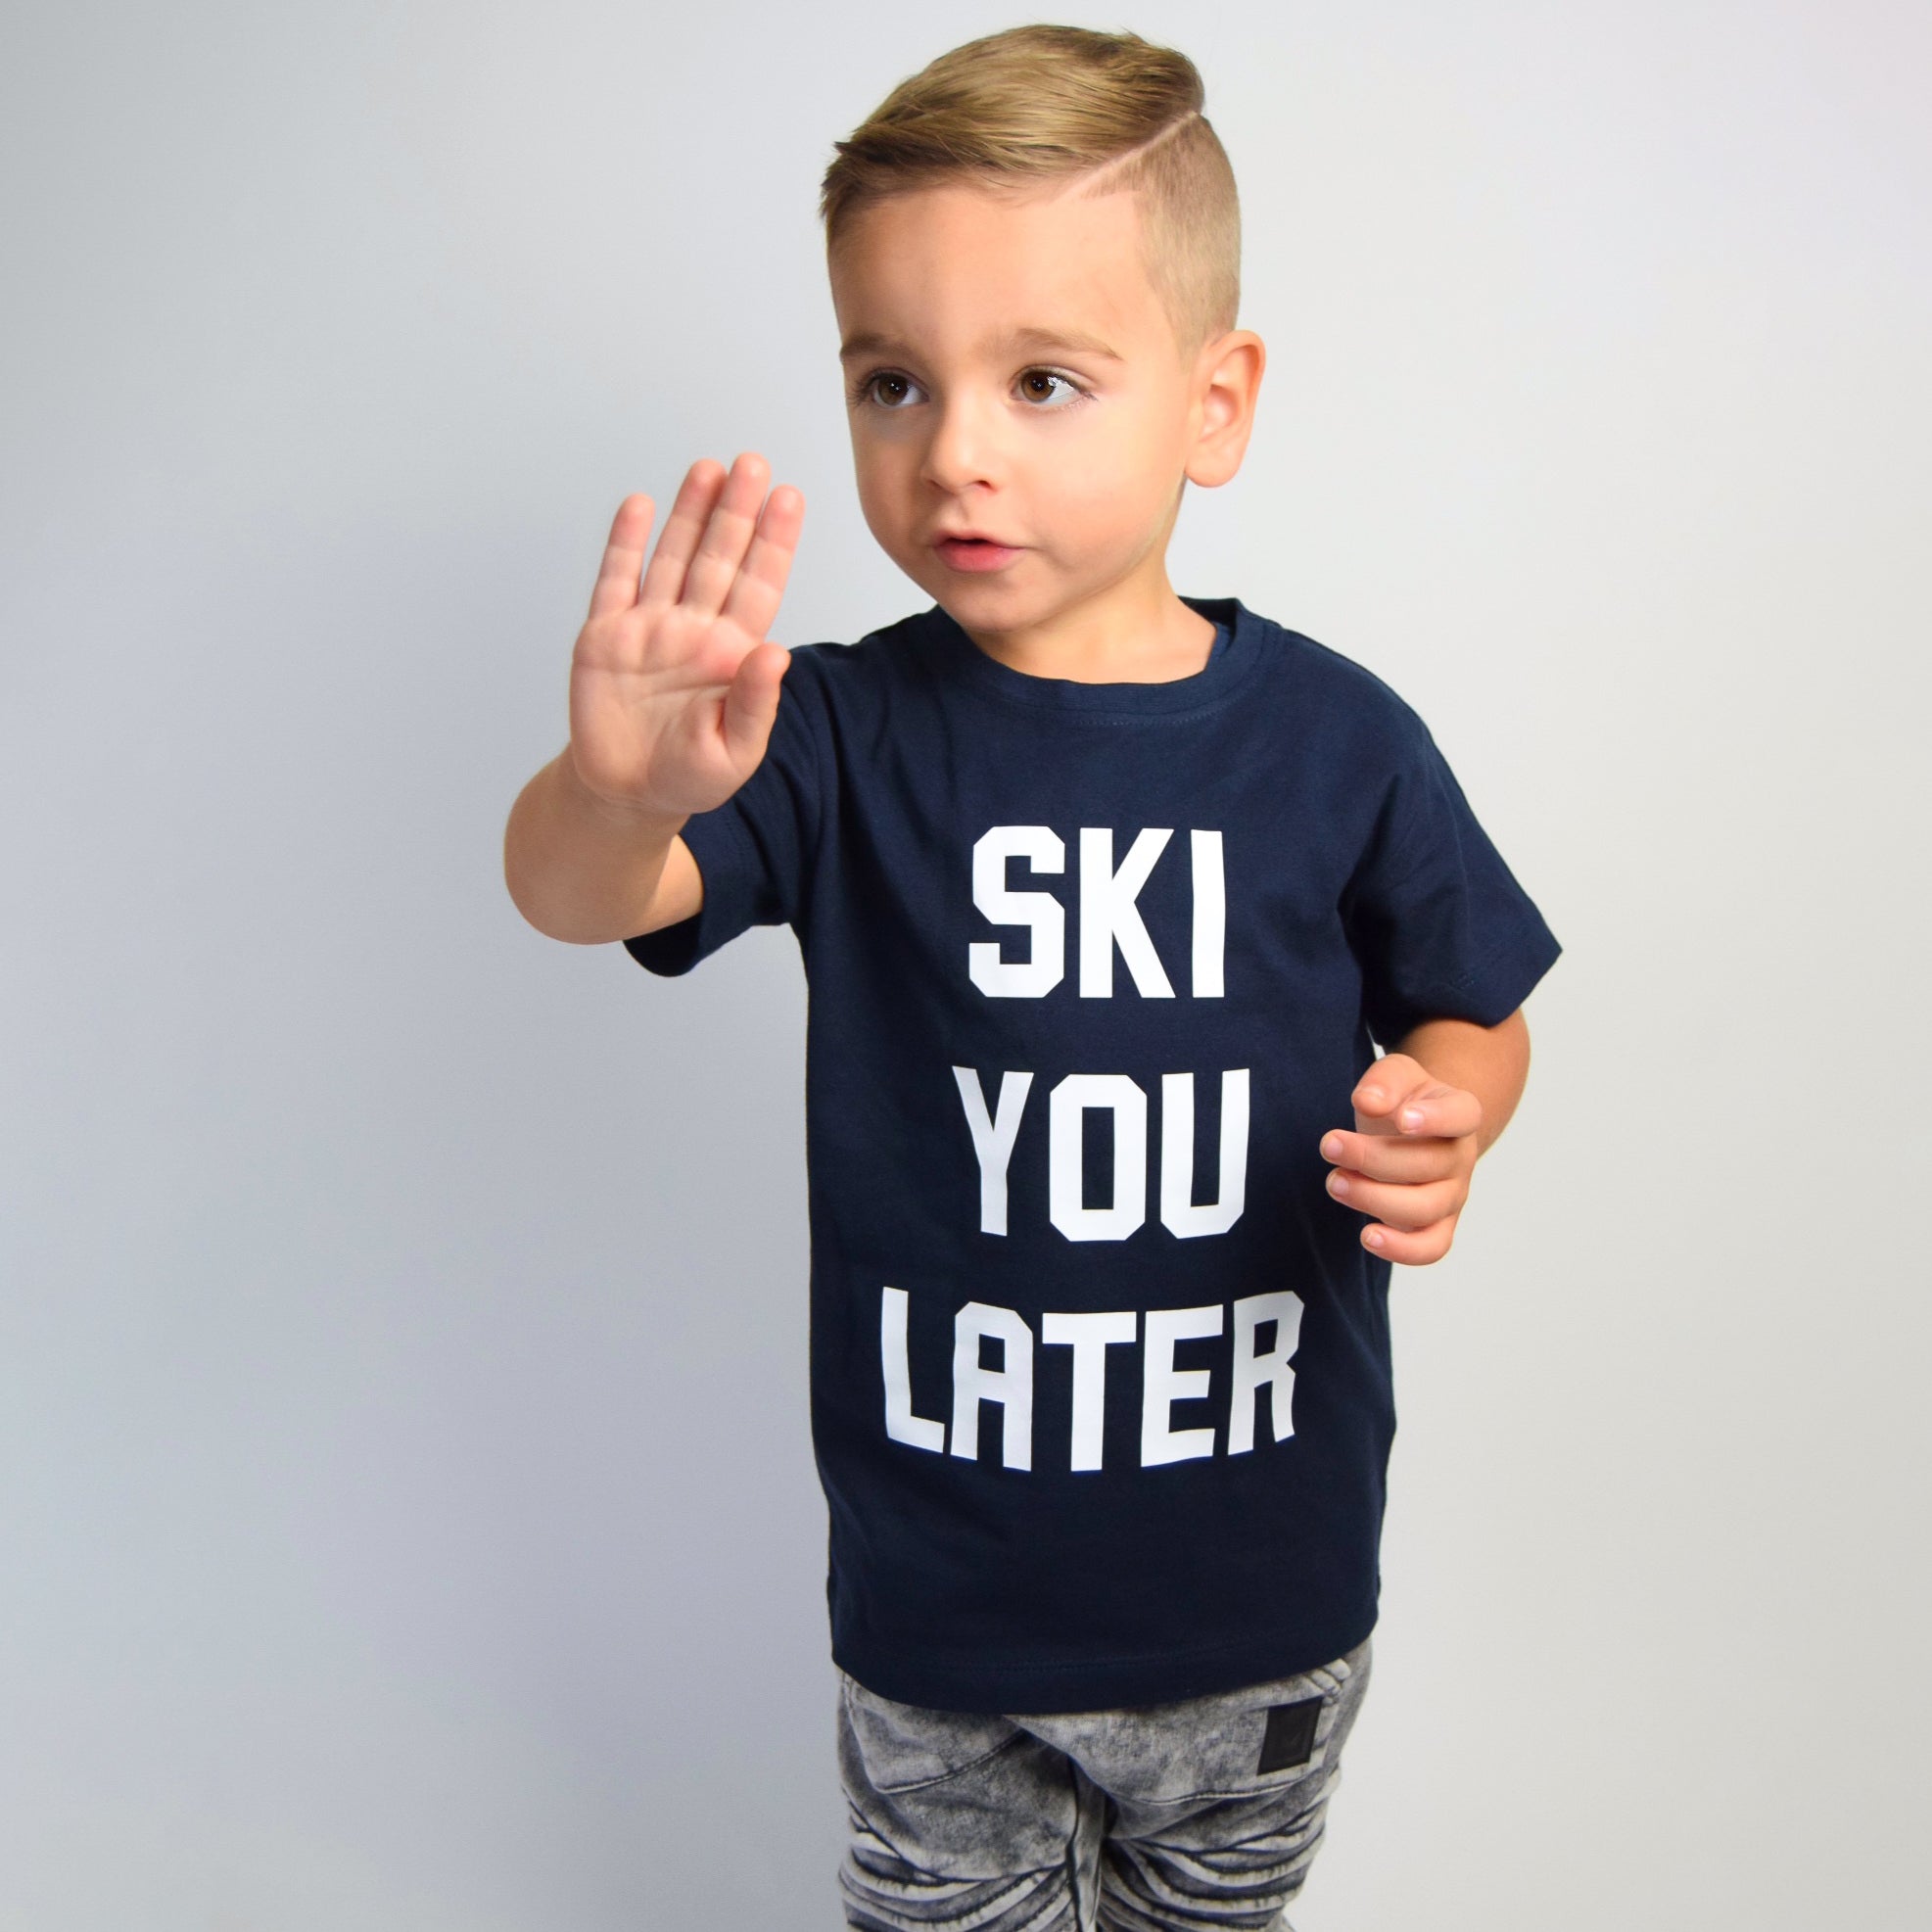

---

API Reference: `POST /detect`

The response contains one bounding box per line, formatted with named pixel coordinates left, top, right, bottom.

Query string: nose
left=919, top=391, right=1001, bottom=495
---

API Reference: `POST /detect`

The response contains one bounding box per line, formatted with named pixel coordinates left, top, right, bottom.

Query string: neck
left=953, top=558, right=1216, bottom=686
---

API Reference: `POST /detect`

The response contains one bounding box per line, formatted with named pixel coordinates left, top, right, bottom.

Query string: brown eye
left=1017, top=370, right=1079, bottom=407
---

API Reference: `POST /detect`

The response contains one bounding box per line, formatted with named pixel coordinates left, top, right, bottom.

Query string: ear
left=1185, top=330, right=1266, bottom=488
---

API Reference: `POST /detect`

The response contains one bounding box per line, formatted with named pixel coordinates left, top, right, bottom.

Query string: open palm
left=569, top=452, right=805, bottom=819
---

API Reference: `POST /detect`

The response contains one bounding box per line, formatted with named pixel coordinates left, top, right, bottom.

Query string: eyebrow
left=837, top=325, right=1124, bottom=363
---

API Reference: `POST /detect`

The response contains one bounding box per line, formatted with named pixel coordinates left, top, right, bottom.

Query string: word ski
left=881, top=1286, right=1304, bottom=1472
left=969, top=825, right=1224, bottom=998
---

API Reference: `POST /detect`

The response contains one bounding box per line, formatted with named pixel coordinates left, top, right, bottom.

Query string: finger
left=720, top=640, right=790, bottom=770
left=1325, top=1168, right=1465, bottom=1232
left=1388, top=1085, right=1482, bottom=1141
left=680, top=451, right=773, bottom=619
left=718, top=484, right=806, bottom=641
left=1359, top=1216, right=1458, bottom=1266
left=1320, top=1128, right=1460, bottom=1184
left=639, top=459, right=730, bottom=610
left=1351, top=1055, right=1430, bottom=1120
left=587, top=494, right=656, bottom=622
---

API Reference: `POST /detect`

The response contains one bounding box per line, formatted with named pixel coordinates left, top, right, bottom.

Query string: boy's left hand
left=1319, top=1055, right=1483, bottom=1264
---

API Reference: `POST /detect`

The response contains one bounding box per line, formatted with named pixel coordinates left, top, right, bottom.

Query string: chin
left=930, top=583, right=1053, bottom=635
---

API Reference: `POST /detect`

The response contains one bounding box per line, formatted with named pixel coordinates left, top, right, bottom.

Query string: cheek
left=1039, top=428, right=1173, bottom=536
left=1054, top=399, right=1175, bottom=483
left=846, top=431, right=893, bottom=499
left=850, top=438, right=919, bottom=547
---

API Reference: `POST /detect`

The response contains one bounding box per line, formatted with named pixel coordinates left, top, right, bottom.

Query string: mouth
left=931, top=534, right=1023, bottom=574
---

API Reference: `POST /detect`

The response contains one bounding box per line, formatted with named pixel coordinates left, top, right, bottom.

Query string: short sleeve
left=1342, top=718, right=1562, bottom=1047
left=621, top=658, right=822, bottom=977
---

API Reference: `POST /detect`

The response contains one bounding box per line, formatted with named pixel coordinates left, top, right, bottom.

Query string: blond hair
left=820, top=24, right=1240, bottom=355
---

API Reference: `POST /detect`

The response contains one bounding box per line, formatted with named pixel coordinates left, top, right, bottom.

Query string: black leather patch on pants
left=1257, top=1695, right=1323, bottom=1773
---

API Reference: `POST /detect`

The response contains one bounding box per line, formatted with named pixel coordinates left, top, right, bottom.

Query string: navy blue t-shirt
left=625, top=596, right=1560, bottom=1712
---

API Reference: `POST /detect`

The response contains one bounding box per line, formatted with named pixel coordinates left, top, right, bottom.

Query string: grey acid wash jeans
left=836, top=1638, right=1371, bottom=1932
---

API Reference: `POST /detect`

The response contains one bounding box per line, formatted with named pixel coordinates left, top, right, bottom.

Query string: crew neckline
left=917, top=595, right=1264, bottom=718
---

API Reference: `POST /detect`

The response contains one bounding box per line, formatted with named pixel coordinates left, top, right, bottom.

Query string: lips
left=932, top=533, right=1022, bottom=574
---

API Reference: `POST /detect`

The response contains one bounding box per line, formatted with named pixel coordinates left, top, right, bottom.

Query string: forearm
left=502, top=748, right=686, bottom=945
left=1390, top=1009, right=1531, bottom=1156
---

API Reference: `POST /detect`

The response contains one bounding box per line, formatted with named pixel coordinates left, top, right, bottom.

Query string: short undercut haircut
left=820, top=24, right=1241, bottom=357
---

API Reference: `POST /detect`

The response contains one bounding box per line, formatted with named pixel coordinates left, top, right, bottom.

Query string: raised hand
left=568, top=452, right=805, bottom=820
left=1317, top=1055, right=1484, bottom=1264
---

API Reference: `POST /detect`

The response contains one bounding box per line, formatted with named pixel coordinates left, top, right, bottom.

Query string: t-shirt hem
left=1441, top=920, right=1564, bottom=1020
left=830, top=1606, right=1382, bottom=1715
left=1370, top=919, right=1563, bottom=1045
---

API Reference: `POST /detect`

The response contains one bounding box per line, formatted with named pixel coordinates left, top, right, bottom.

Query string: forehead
left=829, top=180, right=1169, bottom=358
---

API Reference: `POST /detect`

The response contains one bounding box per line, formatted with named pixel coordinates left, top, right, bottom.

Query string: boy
left=503, top=24, right=1559, bottom=1931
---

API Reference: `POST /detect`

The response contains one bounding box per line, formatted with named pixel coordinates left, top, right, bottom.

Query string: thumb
left=1352, top=1053, right=1426, bottom=1136
left=720, top=639, right=789, bottom=771
left=1353, top=1054, right=1425, bottom=1117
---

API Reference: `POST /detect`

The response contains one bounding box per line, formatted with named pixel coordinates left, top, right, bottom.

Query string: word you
left=954, top=1065, right=1249, bottom=1242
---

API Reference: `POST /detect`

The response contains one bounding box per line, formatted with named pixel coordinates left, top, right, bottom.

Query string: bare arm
left=500, top=453, right=804, bottom=946
left=502, top=749, right=702, bottom=945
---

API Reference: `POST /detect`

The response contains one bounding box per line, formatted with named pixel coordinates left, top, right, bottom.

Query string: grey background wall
left=3, top=2, right=1925, bottom=1926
